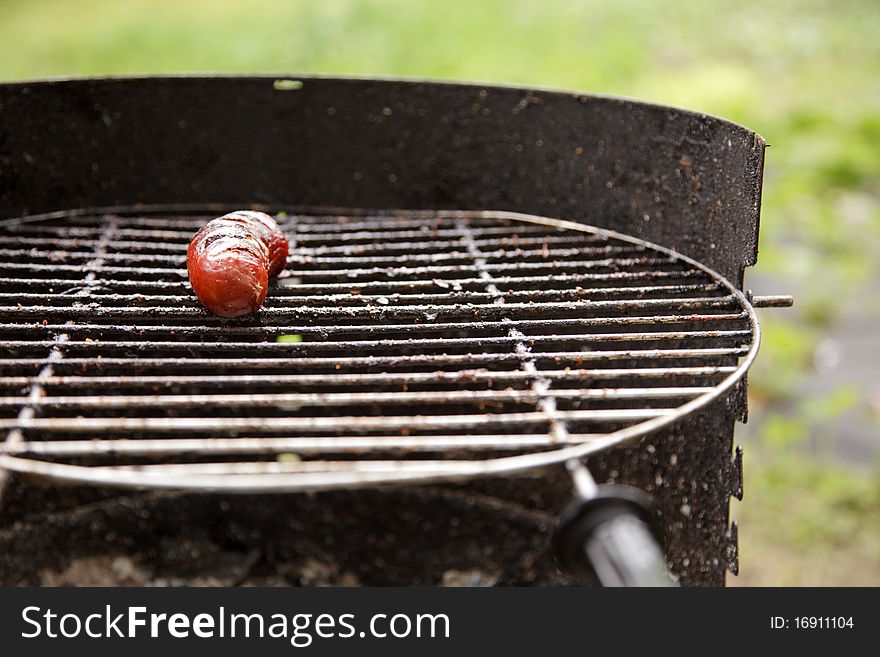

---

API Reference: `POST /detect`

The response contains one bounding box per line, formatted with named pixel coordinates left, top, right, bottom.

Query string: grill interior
left=0, top=207, right=754, bottom=492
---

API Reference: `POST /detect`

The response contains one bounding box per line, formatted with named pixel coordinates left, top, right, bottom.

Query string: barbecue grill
left=0, top=76, right=789, bottom=586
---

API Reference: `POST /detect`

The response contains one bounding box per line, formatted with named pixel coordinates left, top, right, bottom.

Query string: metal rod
left=750, top=294, right=794, bottom=308
left=0, top=232, right=606, bottom=257
left=0, top=386, right=710, bottom=410
left=0, top=269, right=708, bottom=293
left=291, top=233, right=606, bottom=255
left=3, top=317, right=743, bottom=345
left=0, top=248, right=183, bottom=264
left=566, top=459, right=599, bottom=499
left=0, top=433, right=604, bottom=457
left=95, top=459, right=524, bottom=475
left=0, top=244, right=650, bottom=268
left=0, top=330, right=751, bottom=353
left=0, top=255, right=681, bottom=279
left=291, top=245, right=645, bottom=265
left=0, top=286, right=729, bottom=308
left=0, top=346, right=747, bottom=369
left=0, top=297, right=742, bottom=322
left=0, top=407, right=676, bottom=433
left=0, top=366, right=736, bottom=391
left=9, top=222, right=560, bottom=243
left=0, top=313, right=746, bottom=340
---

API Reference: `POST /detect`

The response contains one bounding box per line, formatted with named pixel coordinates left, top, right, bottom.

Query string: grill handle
left=554, top=480, right=676, bottom=587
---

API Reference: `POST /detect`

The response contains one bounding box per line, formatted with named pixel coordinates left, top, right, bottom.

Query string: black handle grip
left=554, top=485, right=676, bottom=587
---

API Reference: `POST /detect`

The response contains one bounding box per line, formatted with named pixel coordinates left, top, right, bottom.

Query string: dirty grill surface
left=0, top=207, right=754, bottom=492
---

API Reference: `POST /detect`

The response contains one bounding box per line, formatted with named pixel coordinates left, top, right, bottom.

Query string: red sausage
left=224, top=210, right=289, bottom=277
left=187, top=211, right=289, bottom=318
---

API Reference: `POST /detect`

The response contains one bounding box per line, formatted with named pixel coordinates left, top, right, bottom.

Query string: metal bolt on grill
left=0, top=206, right=763, bottom=503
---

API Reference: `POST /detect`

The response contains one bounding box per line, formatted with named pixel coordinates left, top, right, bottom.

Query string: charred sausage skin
left=187, top=211, right=289, bottom=318
left=224, top=210, right=289, bottom=278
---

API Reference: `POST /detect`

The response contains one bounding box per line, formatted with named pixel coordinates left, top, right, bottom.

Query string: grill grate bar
left=290, top=215, right=544, bottom=233
left=0, top=367, right=738, bottom=390
left=0, top=347, right=748, bottom=372
left=46, top=210, right=566, bottom=233
left=0, top=232, right=608, bottom=258
left=287, top=245, right=648, bottom=265
left=0, top=313, right=747, bottom=342
left=0, top=255, right=680, bottom=278
left=266, top=257, right=680, bottom=279
left=55, top=212, right=467, bottom=232
left=0, top=387, right=711, bottom=410
left=293, top=234, right=608, bottom=255
left=0, top=407, right=676, bottom=433
left=0, top=270, right=708, bottom=293
left=7, top=222, right=564, bottom=243
left=0, top=249, right=182, bottom=265
left=0, top=296, right=741, bottom=322
left=0, top=330, right=751, bottom=355
left=95, top=460, right=542, bottom=476
left=0, top=244, right=647, bottom=267
left=0, top=433, right=604, bottom=457
left=0, top=283, right=728, bottom=307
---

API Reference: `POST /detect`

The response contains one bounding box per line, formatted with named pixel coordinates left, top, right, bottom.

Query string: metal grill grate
left=0, top=207, right=757, bottom=493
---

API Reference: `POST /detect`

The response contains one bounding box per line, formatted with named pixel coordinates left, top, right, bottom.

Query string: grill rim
left=0, top=207, right=760, bottom=493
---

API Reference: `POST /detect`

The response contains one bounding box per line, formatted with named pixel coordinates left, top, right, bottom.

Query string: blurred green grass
left=733, top=450, right=880, bottom=586
left=2, top=0, right=878, bottom=585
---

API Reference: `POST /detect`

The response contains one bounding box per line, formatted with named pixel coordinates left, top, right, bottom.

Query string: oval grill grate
left=0, top=207, right=758, bottom=492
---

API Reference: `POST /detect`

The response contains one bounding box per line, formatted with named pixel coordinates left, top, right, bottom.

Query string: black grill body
left=0, top=77, right=764, bottom=586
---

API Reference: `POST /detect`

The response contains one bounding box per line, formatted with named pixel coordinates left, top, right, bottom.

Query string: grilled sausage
left=187, top=211, right=289, bottom=317
left=227, top=210, right=289, bottom=278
